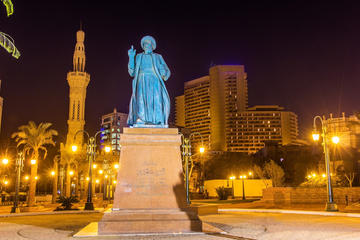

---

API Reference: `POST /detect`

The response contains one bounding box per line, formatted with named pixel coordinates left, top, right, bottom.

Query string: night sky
left=1, top=1, right=360, bottom=143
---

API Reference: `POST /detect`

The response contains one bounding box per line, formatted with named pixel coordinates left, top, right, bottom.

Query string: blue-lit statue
left=127, top=36, right=171, bottom=128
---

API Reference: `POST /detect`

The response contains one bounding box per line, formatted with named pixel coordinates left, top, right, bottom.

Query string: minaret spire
left=73, top=29, right=86, bottom=72
left=65, top=28, right=90, bottom=146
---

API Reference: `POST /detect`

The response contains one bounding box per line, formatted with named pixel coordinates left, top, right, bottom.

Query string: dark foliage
left=56, top=196, right=79, bottom=210
left=215, top=186, right=230, bottom=200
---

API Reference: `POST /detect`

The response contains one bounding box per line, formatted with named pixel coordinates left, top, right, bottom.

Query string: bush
left=56, top=196, right=79, bottom=210
left=215, top=186, right=229, bottom=200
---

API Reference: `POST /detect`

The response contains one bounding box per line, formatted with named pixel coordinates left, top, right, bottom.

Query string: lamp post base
left=325, top=202, right=338, bottom=212
left=84, top=202, right=94, bottom=210
left=10, top=207, right=20, bottom=213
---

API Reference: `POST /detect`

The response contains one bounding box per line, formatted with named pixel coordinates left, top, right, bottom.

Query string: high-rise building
left=175, top=65, right=299, bottom=153
left=184, top=76, right=211, bottom=150
left=233, top=105, right=298, bottom=153
left=100, top=108, right=128, bottom=152
left=175, top=95, right=185, bottom=127
left=176, top=65, right=248, bottom=151
left=65, top=29, right=90, bottom=146
left=209, top=65, right=248, bottom=151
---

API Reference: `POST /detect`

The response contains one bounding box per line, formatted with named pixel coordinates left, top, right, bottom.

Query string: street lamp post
left=179, top=132, right=204, bottom=205
left=229, top=176, right=236, bottom=198
left=313, top=116, right=338, bottom=212
left=11, top=152, right=24, bottom=213
left=240, top=175, right=247, bottom=200
left=73, top=130, right=102, bottom=210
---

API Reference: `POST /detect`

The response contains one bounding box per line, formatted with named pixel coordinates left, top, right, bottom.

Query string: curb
left=219, top=208, right=360, bottom=218
left=0, top=209, right=102, bottom=218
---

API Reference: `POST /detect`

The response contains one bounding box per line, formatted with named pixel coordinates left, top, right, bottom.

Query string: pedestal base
left=98, top=128, right=202, bottom=235
left=99, top=208, right=202, bottom=235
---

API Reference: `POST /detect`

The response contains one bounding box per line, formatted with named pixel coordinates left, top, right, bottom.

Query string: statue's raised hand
left=128, top=45, right=136, bottom=58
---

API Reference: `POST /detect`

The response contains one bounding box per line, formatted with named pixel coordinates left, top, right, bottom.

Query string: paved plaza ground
left=0, top=207, right=359, bottom=240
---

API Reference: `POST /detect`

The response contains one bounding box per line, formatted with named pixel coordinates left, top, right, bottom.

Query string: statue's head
left=141, top=36, right=156, bottom=53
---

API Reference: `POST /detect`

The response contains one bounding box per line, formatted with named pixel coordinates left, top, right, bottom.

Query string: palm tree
left=11, top=121, right=58, bottom=206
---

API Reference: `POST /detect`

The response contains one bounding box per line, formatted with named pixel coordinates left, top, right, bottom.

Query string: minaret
left=65, top=29, right=90, bottom=146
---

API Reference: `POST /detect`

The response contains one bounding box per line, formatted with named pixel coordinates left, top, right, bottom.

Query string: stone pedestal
left=98, top=128, right=202, bottom=235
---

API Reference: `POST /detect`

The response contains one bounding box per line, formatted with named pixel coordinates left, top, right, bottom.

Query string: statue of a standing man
left=127, top=36, right=171, bottom=128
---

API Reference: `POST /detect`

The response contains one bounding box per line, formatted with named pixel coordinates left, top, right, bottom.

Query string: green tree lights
left=1, top=0, right=20, bottom=59
left=1, top=0, right=13, bottom=16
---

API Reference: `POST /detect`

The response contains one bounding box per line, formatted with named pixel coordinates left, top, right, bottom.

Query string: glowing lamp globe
left=332, top=136, right=340, bottom=144
left=72, top=145, right=78, bottom=152
left=312, top=133, right=320, bottom=141
left=105, top=146, right=111, bottom=153
left=2, top=158, right=8, bottom=165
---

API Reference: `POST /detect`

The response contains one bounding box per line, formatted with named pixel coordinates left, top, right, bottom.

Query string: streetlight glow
left=2, top=158, right=9, bottom=165
left=105, top=146, right=111, bottom=153
left=51, top=171, right=55, bottom=176
left=69, top=171, right=74, bottom=176
left=30, top=159, right=36, bottom=165
left=332, top=136, right=340, bottom=144
left=24, top=175, right=29, bottom=180
left=199, top=147, right=205, bottom=153
left=35, top=176, right=38, bottom=180
left=95, top=179, right=100, bottom=184
left=312, top=132, right=320, bottom=141
left=322, top=173, right=326, bottom=178
left=93, top=164, right=97, bottom=169
left=248, top=172, right=252, bottom=176
left=98, top=169, right=103, bottom=174
left=71, top=145, right=78, bottom=152
left=113, top=180, right=117, bottom=184
left=114, top=164, right=119, bottom=169
left=4, top=180, right=8, bottom=185
left=229, top=176, right=236, bottom=180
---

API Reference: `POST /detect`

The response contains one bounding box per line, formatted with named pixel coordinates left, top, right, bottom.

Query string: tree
left=11, top=121, right=58, bottom=206
left=253, top=160, right=285, bottom=187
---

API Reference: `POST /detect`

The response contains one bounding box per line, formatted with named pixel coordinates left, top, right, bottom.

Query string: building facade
left=209, top=65, right=248, bottom=151
left=324, top=113, right=360, bottom=149
left=175, top=65, right=299, bottom=153
left=232, top=105, right=298, bottom=153
left=100, top=108, right=128, bottom=152
left=183, top=76, right=211, bottom=150
left=175, top=95, right=185, bottom=127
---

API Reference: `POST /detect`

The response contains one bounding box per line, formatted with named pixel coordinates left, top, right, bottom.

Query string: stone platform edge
left=74, top=221, right=225, bottom=238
